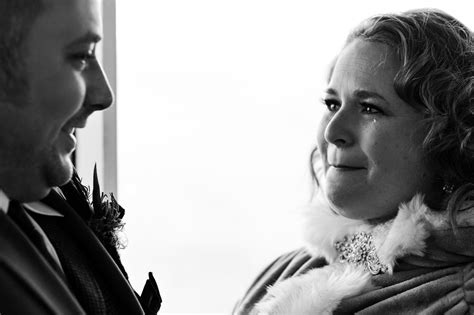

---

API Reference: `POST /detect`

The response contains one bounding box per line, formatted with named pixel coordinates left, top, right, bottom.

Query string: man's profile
left=0, top=0, right=160, bottom=313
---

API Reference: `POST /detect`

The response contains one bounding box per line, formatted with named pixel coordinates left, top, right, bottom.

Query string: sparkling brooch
left=335, top=231, right=389, bottom=275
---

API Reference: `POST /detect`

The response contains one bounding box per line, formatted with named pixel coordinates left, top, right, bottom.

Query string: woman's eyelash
left=321, top=98, right=340, bottom=112
left=320, top=98, right=384, bottom=115
left=359, top=102, right=382, bottom=114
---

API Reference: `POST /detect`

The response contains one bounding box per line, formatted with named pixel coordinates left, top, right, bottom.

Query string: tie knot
left=8, top=200, right=38, bottom=237
left=8, top=200, right=27, bottom=219
left=8, top=199, right=20, bottom=208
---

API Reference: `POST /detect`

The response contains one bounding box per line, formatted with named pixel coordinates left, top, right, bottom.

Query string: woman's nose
left=324, top=107, right=355, bottom=147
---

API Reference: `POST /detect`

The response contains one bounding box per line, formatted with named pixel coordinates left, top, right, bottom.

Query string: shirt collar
left=0, top=189, right=10, bottom=214
left=0, top=188, right=63, bottom=217
left=24, top=201, right=64, bottom=217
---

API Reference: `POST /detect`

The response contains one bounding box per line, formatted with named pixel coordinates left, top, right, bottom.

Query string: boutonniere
left=64, top=165, right=130, bottom=278
left=89, top=164, right=126, bottom=251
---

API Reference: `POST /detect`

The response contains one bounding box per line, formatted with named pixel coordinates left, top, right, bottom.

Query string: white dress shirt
left=0, top=189, right=9, bottom=214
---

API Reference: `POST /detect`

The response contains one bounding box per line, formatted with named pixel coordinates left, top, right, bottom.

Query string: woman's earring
left=442, top=183, right=455, bottom=194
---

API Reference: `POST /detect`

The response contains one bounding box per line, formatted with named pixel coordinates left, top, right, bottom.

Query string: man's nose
left=84, top=59, right=114, bottom=111
left=324, top=106, right=355, bottom=147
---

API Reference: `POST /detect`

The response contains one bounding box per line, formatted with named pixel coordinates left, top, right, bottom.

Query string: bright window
left=114, top=1, right=473, bottom=314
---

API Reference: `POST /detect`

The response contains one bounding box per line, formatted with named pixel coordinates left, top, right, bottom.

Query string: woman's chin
left=325, top=192, right=397, bottom=221
left=324, top=187, right=358, bottom=218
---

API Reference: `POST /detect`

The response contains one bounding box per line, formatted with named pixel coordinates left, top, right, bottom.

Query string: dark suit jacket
left=0, top=189, right=144, bottom=315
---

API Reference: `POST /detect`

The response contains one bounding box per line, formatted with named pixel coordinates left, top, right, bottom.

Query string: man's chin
left=46, top=155, right=75, bottom=188
left=0, top=153, right=75, bottom=202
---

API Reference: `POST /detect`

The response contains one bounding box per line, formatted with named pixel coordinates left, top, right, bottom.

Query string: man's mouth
left=59, top=125, right=79, bottom=153
left=62, top=127, right=76, bottom=135
left=62, top=119, right=87, bottom=135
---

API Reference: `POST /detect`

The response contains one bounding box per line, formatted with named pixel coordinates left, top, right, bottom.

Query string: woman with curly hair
left=234, top=8, right=473, bottom=314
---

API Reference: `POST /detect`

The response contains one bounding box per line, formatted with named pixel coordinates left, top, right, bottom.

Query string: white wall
left=114, top=1, right=473, bottom=314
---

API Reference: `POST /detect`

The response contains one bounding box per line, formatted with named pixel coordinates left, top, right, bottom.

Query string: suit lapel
left=42, top=189, right=144, bottom=315
left=0, top=211, right=85, bottom=313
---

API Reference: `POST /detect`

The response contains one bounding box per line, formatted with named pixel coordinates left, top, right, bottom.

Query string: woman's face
left=316, top=39, right=436, bottom=220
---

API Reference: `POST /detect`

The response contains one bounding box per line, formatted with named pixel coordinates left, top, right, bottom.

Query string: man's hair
left=312, top=9, right=473, bottom=224
left=0, top=0, right=44, bottom=101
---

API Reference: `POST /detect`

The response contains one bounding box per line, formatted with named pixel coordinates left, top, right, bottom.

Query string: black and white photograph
left=0, top=0, right=472, bottom=314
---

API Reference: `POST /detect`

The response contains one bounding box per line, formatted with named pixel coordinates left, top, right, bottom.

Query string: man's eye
left=70, top=52, right=96, bottom=70
left=323, top=99, right=340, bottom=112
left=360, top=102, right=382, bottom=114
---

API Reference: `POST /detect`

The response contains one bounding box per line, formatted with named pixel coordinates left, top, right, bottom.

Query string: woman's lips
left=330, top=164, right=366, bottom=171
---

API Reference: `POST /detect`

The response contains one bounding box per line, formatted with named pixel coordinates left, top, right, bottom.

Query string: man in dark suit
left=0, top=0, right=160, bottom=313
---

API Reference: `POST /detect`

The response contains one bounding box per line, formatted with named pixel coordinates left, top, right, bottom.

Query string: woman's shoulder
left=233, top=247, right=327, bottom=315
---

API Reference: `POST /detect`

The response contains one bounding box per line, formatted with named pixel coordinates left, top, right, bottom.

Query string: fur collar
left=255, top=194, right=467, bottom=315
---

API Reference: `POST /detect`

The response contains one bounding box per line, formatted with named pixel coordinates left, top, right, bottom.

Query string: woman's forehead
left=335, top=40, right=398, bottom=78
left=328, top=40, right=400, bottom=94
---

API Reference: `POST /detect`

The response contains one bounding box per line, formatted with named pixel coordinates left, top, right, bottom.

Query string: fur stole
left=254, top=194, right=457, bottom=315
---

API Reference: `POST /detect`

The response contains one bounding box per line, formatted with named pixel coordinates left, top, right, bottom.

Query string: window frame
left=75, top=0, right=117, bottom=194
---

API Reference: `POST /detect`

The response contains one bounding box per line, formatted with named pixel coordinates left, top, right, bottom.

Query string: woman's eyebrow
left=354, top=89, right=387, bottom=102
left=324, top=88, right=338, bottom=96
left=324, top=88, right=388, bottom=101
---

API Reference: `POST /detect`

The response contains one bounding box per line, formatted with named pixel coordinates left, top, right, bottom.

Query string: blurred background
left=76, top=0, right=473, bottom=313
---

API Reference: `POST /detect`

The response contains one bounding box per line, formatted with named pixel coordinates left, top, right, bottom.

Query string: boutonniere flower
left=89, top=164, right=126, bottom=251
left=65, top=165, right=130, bottom=278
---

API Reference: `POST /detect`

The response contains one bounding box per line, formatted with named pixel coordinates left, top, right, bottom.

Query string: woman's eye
left=323, top=99, right=340, bottom=112
left=360, top=102, right=382, bottom=114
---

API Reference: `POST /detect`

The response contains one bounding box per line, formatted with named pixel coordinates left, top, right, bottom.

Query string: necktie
left=8, top=200, right=64, bottom=276
left=30, top=203, right=117, bottom=314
